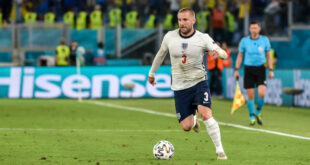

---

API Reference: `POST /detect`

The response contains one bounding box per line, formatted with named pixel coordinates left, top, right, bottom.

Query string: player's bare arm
left=266, top=51, right=274, bottom=79
left=234, top=52, right=244, bottom=80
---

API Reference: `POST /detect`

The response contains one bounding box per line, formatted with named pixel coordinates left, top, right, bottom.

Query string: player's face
left=249, top=24, right=261, bottom=36
left=178, top=11, right=196, bottom=35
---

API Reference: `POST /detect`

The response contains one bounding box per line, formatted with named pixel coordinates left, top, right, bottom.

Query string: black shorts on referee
left=244, top=65, right=266, bottom=89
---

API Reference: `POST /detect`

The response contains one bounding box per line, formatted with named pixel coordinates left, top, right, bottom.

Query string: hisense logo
left=0, top=67, right=173, bottom=98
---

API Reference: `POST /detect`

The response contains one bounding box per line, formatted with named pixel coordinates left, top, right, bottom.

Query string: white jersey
left=149, top=29, right=227, bottom=91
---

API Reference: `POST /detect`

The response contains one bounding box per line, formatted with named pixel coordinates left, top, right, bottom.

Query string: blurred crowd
left=0, top=0, right=309, bottom=45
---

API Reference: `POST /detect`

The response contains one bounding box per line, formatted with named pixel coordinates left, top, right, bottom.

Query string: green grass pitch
left=0, top=98, right=310, bottom=165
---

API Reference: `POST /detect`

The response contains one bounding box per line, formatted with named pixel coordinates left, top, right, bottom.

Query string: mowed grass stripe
left=0, top=127, right=275, bottom=135
left=0, top=128, right=181, bottom=132
left=1, top=99, right=309, bottom=165
left=86, top=100, right=310, bottom=141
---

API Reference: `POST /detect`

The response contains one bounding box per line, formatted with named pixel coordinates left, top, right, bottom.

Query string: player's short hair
left=178, top=8, right=195, bottom=18
left=250, top=21, right=261, bottom=26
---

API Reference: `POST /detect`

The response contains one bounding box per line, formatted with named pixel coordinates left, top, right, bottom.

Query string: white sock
left=204, top=117, right=224, bottom=153
left=191, top=115, right=197, bottom=128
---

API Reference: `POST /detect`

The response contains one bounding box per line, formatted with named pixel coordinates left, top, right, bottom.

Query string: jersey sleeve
left=203, top=34, right=227, bottom=59
left=265, top=37, right=271, bottom=51
left=203, top=34, right=218, bottom=51
left=148, top=33, right=169, bottom=77
left=238, top=38, right=245, bottom=53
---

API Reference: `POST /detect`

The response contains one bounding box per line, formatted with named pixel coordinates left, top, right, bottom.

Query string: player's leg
left=255, top=66, right=267, bottom=125
left=256, top=85, right=266, bottom=115
left=255, top=85, right=266, bottom=125
left=200, top=109, right=227, bottom=160
left=244, top=66, right=256, bottom=125
left=256, top=85, right=266, bottom=114
left=174, top=88, right=197, bottom=131
left=181, top=106, right=200, bottom=132
left=192, top=111, right=200, bottom=132
left=195, top=80, right=227, bottom=160
left=179, top=114, right=197, bottom=131
left=198, top=105, right=227, bottom=160
left=246, top=88, right=256, bottom=125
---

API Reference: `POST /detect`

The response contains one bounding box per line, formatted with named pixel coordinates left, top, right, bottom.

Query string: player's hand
left=234, top=70, right=240, bottom=80
left=148, top=76, right=156, bottom=86
left=268, top=70, right=274, bottom=79
left=209, top=50, right=219, bottom=60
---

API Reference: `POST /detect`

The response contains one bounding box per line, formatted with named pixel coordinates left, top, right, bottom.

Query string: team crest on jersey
left=182, top=43, right=188, bottom=50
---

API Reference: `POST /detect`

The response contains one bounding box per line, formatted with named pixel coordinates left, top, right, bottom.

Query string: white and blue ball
left=153, top=140, right=174, bottom=160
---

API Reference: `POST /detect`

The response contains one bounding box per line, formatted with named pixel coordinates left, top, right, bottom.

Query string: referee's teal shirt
left=238, top=35, right=271, bottom=66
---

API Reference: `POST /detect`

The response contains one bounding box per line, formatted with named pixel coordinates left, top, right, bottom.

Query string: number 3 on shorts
left=204, top=92, right=209, bottom=102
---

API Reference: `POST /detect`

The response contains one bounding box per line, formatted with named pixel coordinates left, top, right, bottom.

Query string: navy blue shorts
left=174, top=80, right=212, bottom=122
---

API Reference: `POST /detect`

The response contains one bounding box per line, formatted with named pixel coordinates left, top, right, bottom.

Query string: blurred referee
left=234, top=21, right=274, bottom=126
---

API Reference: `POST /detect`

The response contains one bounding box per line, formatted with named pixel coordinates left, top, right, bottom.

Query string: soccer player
left=148, top=8, right=228, bottom=160
left=234, top=21, right=274, bottom=126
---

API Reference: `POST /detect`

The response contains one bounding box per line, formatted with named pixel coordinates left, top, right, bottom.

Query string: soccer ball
left=153, top=140, right=174, bottom=160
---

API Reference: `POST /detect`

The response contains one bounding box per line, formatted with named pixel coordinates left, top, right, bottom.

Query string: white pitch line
left=87, top=100, right=310, bottom=141
left=217, top=122, right=310, bottom=140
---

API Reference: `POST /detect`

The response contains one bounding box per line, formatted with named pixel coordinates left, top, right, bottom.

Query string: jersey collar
left=179, top=29, right=196, bottom=39
left=250, top=35, right=260, bottom=40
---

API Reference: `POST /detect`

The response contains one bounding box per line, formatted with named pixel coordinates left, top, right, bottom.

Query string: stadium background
left=0, top=0, right=309, bottom=107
